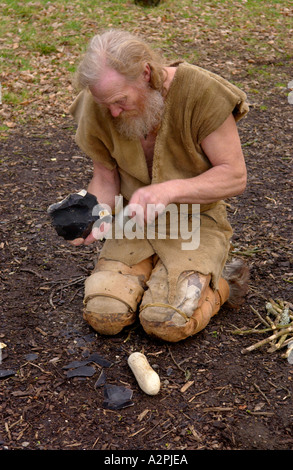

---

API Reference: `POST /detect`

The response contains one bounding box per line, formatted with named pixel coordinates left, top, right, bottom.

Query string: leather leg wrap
left=140, top=277, right=230, bottom=342
left=83, top=257, right=153, bottom=335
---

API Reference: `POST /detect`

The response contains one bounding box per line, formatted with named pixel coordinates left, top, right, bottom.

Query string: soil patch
left=0, top=83, right=292, bottom=451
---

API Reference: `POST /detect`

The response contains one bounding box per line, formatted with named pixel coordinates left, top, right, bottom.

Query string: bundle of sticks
left=232, top=298, right=293, bottom=361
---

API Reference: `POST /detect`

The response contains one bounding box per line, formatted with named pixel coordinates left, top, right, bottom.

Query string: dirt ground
left=1, top=61, right=292, bottom=452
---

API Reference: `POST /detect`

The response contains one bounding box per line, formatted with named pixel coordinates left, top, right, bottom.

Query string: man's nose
left=109, top=104, right=123, bottom=117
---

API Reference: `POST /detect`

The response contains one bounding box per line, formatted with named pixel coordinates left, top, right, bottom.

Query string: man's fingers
left=84, top=231, right=98, bottom=245
left=69, top=237, right=85, bottom=246
left=91, top=222, right=112, bottom=243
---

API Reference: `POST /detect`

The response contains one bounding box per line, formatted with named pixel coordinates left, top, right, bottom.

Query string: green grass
left=1, top=0, right=292, bottom=126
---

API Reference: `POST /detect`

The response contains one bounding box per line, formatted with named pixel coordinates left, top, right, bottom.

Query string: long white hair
left=75, top=29, right=167, bottom=94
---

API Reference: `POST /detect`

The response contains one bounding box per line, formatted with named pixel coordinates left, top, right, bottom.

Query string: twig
left=68, top=285, right=84, bottom=304
left=268, top=337, right=293, bottom=353
left=44, top=275, right=86, bottom=308
left=22, top=361, right=51, bottom=374
left=232, top=326, right=280, bottom=335
left=281, top=341, right=293, bottom=360
left=19, top=268, right=47, bottom=279
left=188, top=389, right=210, bottom=402
left=49, top=288, right=56, bottom=309
left=241, top=325, right=293, bottom=354
left=250, top=305, right=271, bottom=327
left=246, top=411, right=274, bottom=417
left=273, top=332, right=289, bottom=351
left=167, top=346, right=185, bottom=373
left=140, top=420, right=161, bottom=438
left=41, top=275, right=86, bottom=286
left=202, top=407, right=234, bottom=412
left=253, top=383, right=270, bottom=405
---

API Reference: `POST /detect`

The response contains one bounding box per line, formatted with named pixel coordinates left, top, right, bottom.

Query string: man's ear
left=142, top=63, right=151, bottom=82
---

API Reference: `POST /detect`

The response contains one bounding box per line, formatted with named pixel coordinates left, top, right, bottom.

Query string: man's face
left=90, top=67, right=164, bottom=139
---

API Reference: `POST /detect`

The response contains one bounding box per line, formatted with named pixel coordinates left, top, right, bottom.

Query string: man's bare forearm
left=165, top=163, right=247, bottom=205
left=87, top=162, right=120, bottom=210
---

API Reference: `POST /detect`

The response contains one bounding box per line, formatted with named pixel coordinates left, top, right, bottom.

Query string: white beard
left=112, top=88, right=165, bottom=140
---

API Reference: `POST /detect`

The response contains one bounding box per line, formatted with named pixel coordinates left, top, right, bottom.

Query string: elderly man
left=69, top=29, right=249, bottom=342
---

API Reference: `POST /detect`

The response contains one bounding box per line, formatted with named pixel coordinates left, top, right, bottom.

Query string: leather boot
left=139, top=259, right=230, bottom=342
left=83, top=257, right=153, bottom=335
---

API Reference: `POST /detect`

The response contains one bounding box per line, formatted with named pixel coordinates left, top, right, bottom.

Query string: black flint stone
left=89, top=352, right=113, bottom=368
left=0, top=370, right=16, bottom=379
left=63, top=360, right=89, bottom=370
left=47, top=191, right=107, bottom=240
left=103, top=384, right=134, bottom=410
left=95, top=370, right=107, bottom=388
left=66, top=365, right=96, bottom=378
left=62, top=353, right=113, bottom=371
